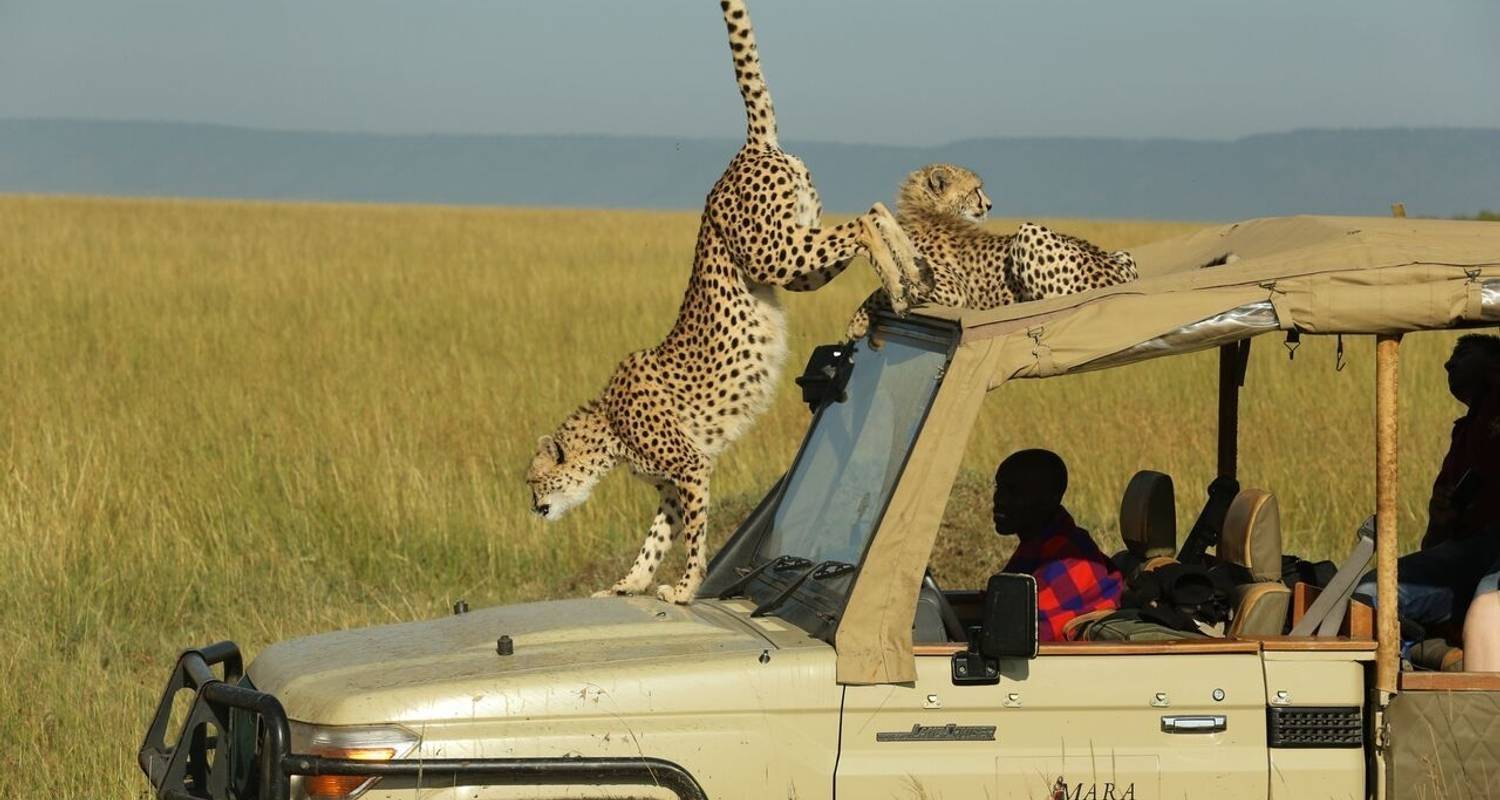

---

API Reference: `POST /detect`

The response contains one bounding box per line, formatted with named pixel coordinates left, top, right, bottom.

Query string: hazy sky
left=2, top=0, right=1497, bottom=145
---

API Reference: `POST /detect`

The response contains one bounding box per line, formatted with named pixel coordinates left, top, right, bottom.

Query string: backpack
left=1120, top=562, right=1234, bottom=633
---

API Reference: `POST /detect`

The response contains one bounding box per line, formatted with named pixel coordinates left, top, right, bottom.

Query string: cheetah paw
left=887, top=290, right=911, bottom=317
left=655, top=584, right=695, bottom=605
left=592, top=579, right=647, bottom=598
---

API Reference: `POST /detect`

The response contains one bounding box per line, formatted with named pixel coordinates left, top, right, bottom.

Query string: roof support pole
left=1375, top=333, right=1402, bottom=698
left=1177, top=341, right=1252, bottom=565
left=1216, top=341, right=1249, bottom=480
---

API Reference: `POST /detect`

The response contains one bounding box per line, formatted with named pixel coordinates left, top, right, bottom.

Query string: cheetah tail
left=720, top=0, right=778, bottom=148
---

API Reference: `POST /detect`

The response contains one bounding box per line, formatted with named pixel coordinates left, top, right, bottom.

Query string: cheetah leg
left=727, top=207, right=920, bottom=311
left=784, top=256, right=855, bottom=292
left=854, top=210, right=914, bottom=315
left=592, top=482, right=683, bottom=597
left=784, top=214, right=926, bottom=295
left=657, top=477, right=709, bottom=605
left=1007, top=235, right=1043, bottom=303
left=867, top=203, right=929, bottom=295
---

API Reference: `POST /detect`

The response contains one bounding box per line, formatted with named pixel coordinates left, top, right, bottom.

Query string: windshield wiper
left=750, top=560, right=856, bottom=618
left=810, top=561, right=856, bottom=581
left=716, top=555, right=813, bottom=600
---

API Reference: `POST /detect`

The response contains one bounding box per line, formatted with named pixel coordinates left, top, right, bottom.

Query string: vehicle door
left=837, top=643, right=1268, bottom=800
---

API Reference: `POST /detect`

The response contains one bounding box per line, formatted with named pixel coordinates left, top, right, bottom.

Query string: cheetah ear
left=926, top=167, right=950, bottom=194
left=538, top=435, right=563, bottom=463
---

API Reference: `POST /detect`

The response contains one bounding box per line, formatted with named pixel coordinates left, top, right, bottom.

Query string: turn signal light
left=289, top=722, right=418, bottom=800
left=303, top=747, right=396, bottom=799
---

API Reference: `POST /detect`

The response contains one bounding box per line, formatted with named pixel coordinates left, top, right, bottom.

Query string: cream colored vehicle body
left=145, top=215, right=1500, bottom=800
left=247, top=597, right=1368, bottom=799
left=249, top=597, right=845, bottom=799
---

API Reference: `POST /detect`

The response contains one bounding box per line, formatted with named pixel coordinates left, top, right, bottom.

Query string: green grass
left=0, top=194, right=1476, bottom=797
left=1455, top=210, right=1500, bottom=221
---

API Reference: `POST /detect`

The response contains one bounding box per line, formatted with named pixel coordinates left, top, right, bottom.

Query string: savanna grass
left=0, top=195, right=1473, bottom=797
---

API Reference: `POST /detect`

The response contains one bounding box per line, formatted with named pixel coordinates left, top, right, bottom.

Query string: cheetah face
left=525, top=433, right=605, bottom=522
left=960, top=186, right=992, bottom=223
left=900, top=163, right=991, bottom=223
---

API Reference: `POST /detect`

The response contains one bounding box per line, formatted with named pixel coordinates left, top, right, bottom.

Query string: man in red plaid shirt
left=994, top=449, right=1124, bottom=641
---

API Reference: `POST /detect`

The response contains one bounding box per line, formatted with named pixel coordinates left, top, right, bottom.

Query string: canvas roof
left=836, top=215, right=1500, bottom=685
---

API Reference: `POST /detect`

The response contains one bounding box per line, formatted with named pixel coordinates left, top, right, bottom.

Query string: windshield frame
left=703, top=315, right=958, bottom=640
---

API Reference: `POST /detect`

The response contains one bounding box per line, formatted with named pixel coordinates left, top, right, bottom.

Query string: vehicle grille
left=1267, top=706, right=1363, bottom=748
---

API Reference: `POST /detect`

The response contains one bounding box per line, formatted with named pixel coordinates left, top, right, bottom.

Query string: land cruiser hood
left=248, top=597, right=774, bottom=725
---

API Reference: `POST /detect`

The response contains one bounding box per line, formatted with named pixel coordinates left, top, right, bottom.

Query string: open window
left=916, top=328, right=1467, bottom=650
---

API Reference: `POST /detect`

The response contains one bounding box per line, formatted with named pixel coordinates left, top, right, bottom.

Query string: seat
left=913, top=571, right=967, bottom=643
left=1220, top=489, right=1292, bottom=637
left=1115, top=470, right=1178, bottom=579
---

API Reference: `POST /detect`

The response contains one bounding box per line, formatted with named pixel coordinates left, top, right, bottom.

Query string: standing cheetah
left=526, top=0, right=923, bottom=604
left=846, top=163, right=1138, bottom=339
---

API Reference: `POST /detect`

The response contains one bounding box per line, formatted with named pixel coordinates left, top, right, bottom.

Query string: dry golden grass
left=0, top=194, right=1473, bottom=797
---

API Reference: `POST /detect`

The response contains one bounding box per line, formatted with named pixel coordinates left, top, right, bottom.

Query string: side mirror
left=952, top=573, right=1038, bottom=685
left=794, top=344, right=854, bottom=413
left=979, top=573, right=1039, bottom=659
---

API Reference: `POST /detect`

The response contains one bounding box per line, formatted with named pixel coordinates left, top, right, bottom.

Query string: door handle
left=1160, top=715, right=1226, bottom=734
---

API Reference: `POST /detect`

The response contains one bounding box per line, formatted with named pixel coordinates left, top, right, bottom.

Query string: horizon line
left=4, top=116, right=1498, bottom=149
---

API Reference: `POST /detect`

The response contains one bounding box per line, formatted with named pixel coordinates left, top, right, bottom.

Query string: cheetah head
left=899, top=163, right=991, bottom=222
left=525, top=406, right=616, bottom=522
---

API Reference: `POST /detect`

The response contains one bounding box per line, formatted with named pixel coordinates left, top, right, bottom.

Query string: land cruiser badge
left=875, top=723, right=996, bottom=742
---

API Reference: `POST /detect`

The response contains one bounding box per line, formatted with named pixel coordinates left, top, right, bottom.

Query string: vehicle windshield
left=758, top=328, right=949, bottom=567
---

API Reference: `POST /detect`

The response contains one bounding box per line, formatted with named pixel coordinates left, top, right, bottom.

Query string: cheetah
left=526, top=0, right=924, bottom=604
left=846, top=163, right=1138, bottom=339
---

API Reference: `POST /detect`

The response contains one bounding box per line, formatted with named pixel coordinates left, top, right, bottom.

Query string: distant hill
left=2, top=119, right=1496, bottom=220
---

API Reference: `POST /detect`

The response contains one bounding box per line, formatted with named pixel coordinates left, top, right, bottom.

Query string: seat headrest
left=1120, top=470, right=1176, bottom=559
left=1220, top=489, right=1282, bottom=582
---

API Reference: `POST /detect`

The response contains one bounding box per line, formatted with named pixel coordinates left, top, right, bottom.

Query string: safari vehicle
left=142, top=215, right=1500, bottom=800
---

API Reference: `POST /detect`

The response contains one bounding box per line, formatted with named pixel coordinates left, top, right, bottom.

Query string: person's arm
left=1423, top=479, right=1457, bottom=549
left=1424, top=415, right=1472, bottom=549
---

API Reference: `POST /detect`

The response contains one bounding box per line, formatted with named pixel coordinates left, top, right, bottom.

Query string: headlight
left=289, top=721, right=419, bottom=800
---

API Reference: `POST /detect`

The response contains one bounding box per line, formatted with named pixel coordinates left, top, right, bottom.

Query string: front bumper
left=139, top=641, right=709, bottom=800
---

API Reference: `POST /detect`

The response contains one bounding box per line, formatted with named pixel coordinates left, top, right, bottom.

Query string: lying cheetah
left=846, top=163, right=1138, bottom=339
left=526, top=0, right=923, bottom=604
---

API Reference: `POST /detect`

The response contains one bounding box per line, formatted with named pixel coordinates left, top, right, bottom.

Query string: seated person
left=1424, top=334, right=1500, bottom=549
left=993, top=449, right=1123, bottom=641
left=1356, top=334, right=1500, bottom=670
